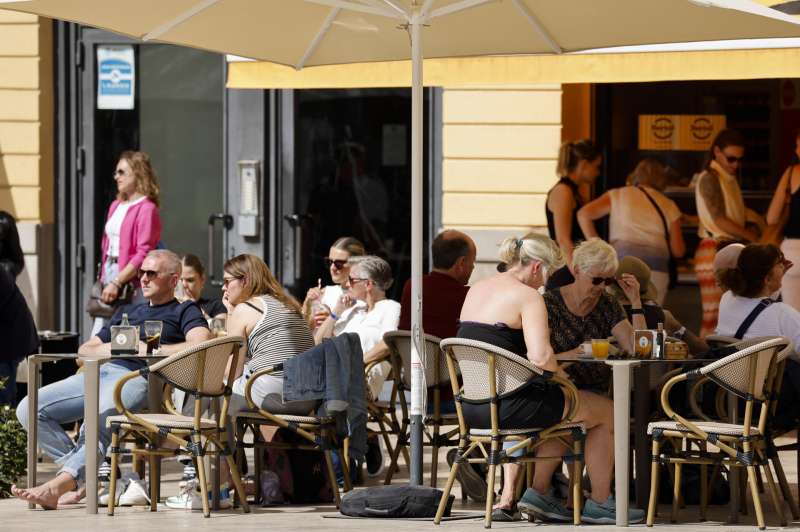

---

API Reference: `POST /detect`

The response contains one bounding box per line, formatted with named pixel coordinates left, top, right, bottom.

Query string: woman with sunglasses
left=766, top=129, right=800, bottom=310
left=302, top=236, right=366, bottom=328
left=716, top=243, right=800, bottom=429
left=543, top=238, right=647, bottom=392
left=694, top=129, right=764, bottom=336
left=91, top=151, right=161, bottom=335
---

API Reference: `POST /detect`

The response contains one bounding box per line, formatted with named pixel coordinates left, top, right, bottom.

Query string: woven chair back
left=701, top=337, right=788, bottom=400
left=150, top=336, right=243, bottom=396
left=383, top=330, right=450, bottom=387
left=440, top=338, right=540, bottom=401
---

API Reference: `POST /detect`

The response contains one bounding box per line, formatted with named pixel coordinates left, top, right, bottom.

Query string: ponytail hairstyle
left=181, top=253, right=206, bottom=278
left=331, top=236, right=366, bottom=258
left=704, top=129, right=745, bottom=171
left=498, top=233, right=563, bottom=279
left=556, top=139, right=601, bottom=177
left=718, top=243, right=782, bottom=298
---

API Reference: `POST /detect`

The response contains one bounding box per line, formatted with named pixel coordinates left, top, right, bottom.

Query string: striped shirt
left=245, top=295, right=314, bottom=377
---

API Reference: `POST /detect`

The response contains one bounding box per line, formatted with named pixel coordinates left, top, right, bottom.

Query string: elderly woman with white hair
left=544, top=238, right=647, bottom=391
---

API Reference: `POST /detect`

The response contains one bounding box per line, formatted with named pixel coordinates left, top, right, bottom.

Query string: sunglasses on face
left=591, top=277, right=617, bottom=286
left=325, top=258, right=348, bottom=270
left=348, top=276, right=369, bottom=285
left=724, top=154, right=744, bottom=164
left=139, top=269, right=161, bottom=279
left=114, top=169, right=128, bottom=176
left=222, top=276, right=241, bottom=288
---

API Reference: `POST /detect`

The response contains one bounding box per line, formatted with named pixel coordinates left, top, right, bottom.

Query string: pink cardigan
left=100, top=198, right=162, bottom=283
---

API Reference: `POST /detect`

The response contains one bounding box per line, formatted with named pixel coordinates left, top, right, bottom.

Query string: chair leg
left=573, top=438, right=583, bottom=526
left=760, top=452, right=786, bottom=527
left=253, top=427, right=264, bottom=506
left=771, top=450, right=800, bottom=519
left=193, top=434, right=211, bottom=518
left=670, top=463, right=681, bottom=523
left=746, top=464, right=765, bottom=529
left=148, top=451, right=158, bottom=512
left=384, top=432, right=405, bottom=485
left=108, top=428, right=120, bottom=516
left=224, top=451, right=251, bottom=513
left=323, top=450, right=342, bottom=509
left=646, top=438, right=661, bottom=527
left=430, top=432, right=439, bottom=488
left=434, top=450, right=462, bottom=525
left=484, top=462, right=497, bottom=529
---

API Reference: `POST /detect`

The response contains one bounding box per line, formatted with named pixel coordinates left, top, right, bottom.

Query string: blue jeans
left=0, top=359, right=18, bottom=406
left=16, top=361, right=147, bottom=485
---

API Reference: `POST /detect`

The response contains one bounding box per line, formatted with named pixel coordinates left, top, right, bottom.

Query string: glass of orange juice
left=591, top=338, right=610, bottom=359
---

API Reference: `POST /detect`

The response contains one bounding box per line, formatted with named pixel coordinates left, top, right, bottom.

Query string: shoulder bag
left=86, top=264, right=133, bottom=319
left=638, top=186, right=678, bottom=289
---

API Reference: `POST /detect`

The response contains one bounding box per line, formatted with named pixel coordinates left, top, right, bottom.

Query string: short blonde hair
left=498, top=233, right=563, bottom=278
left=572, top=238, right=618, bottom=276
left=146, top=249, right=181, bottom=275
left=350, top=255, right=393, bottom=291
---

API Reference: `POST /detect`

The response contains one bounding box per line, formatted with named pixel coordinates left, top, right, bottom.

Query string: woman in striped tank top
left=222, top=254, right=318, bottom=417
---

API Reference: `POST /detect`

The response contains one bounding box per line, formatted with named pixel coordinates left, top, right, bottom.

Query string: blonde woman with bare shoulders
left=457, top=234, right=643, bottom=524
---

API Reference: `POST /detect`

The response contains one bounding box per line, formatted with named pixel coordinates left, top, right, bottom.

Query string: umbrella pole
left=408, top=8, right=424, bottom=487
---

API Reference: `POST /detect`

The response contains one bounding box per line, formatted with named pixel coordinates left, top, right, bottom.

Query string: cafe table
left=26, top=353, right=167, bottom=514
left=558, top=353, right=715, bottom=526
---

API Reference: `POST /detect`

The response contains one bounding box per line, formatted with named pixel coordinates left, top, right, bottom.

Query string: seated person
left=0, top=266, right=38, bottom=407
left=314, top=255, right=401, bottom=401
left=713, top=242, right=745, bottom=293
left=716, top=243, right=800, bottom=428
left=458, top=233, right=642, bottom=523
left=13, top=249, right=212, bottom=509
left=608, top=256, right=707, bottom=355
left=179, top=253, right=227, bottom=320
left=543, top=238, right=647, bottom=391
left=222, top=253, right=316, bottom=417
left=302, top=236, right=366, bottom=329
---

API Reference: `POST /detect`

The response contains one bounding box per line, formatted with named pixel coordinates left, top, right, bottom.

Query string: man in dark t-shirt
left=13, top=250, right=211, bottom=510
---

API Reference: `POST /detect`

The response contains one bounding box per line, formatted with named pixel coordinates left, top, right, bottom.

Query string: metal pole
left=408, top=7, right=425, bottom=487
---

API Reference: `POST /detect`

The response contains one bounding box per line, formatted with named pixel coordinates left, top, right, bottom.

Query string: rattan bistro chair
left=645, top=337, right=792, bottom=529
left=434, top=338, right=585, bottom=528
left=233, top=363, right=351, bottom=508
left=382, top=331, right=459, bottom=486
left=106, top=336, right=251, bottom=518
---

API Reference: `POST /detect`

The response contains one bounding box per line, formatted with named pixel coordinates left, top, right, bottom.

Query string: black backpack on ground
left=340, top=484, right=455, bottom=518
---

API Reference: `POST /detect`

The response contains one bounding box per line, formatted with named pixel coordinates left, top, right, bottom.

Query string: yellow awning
left=227, top=47, right=800, bottom=89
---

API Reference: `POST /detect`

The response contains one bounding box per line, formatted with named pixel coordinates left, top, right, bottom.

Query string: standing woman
left=766, top=130, right=800, bottom=309
left=694, top=129, right=761, bottom=336
left=545, top=139, right=602, bottom=288
left=92, top=150, right=162, bottom=335
left=578, top=159, right=685, bottom=303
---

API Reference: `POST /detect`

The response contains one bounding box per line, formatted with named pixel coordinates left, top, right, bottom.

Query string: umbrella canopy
left=4, top=0, right=800, bottom=510
left=1, top=0, right=800, bottom=66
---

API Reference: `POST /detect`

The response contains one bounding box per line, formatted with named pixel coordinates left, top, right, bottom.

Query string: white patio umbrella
left=5, top=0, right=800, bottom=495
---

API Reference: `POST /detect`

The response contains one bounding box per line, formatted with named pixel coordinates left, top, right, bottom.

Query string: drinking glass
left=591, top=338, right=610, bottom=359
left=144, top=320, right=163, bottom=354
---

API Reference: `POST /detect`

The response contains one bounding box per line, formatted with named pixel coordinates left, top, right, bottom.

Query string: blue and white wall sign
left=97, top=45, right=135, bottom=110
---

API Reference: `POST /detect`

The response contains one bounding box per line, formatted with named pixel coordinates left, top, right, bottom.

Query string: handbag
left=760, top=165, right=795, bottom=246
left=86, top=267, right=133, bottom=319
left=638, top=186, right=678, bottom=289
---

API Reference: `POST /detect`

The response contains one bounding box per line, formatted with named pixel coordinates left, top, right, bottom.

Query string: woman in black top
left=766, top=129, right=800, bottom=310
left=458, top=233, right=620, bottom=522
left=545, top=139, right=602, bottom=288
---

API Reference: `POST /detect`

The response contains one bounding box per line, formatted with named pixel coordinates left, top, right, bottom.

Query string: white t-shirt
left=608, top=186, right=681, bottom=271
left=716, top=291, right=800, bottom=362
left=105, top=196, right=147, bottom=258
left=319, top=284, right=343, bottom=310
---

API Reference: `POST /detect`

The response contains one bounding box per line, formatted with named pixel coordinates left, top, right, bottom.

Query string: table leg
left=211, top=397, right=220, bottom=511
left=633, top=365, right=651, bottom=509
left=26, top=358, right=39, bottom=510
left=84, top=359, right=100, bottom=515
left=610, top=361, right=639, bottom=527
left=727, top=392, right=740, bottom=523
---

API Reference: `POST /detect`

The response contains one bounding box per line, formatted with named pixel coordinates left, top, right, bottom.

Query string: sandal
left=491, top=504, right=521, bottom=522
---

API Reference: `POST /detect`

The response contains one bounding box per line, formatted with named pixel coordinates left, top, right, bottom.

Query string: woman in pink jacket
left=92, top=150, right=162, bottom=334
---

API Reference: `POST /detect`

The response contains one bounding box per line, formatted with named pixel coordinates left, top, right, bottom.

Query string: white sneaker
left=98, top=480, right=126, bottom=507
left=165, top=480, right=231, bottom=511
left=118, top=476, right=150, bottom=506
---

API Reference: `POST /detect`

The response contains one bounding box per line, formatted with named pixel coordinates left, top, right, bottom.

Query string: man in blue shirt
left=13, top=249, right=212, bottom=509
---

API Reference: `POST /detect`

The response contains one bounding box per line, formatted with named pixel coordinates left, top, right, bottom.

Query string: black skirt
left=460, top=375, right=565, bottom=430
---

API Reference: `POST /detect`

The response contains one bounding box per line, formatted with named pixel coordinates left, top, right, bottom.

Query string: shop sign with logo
left=97, top=45, right=135, bottom=110
left=638, top=114, right=726, bottom=151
